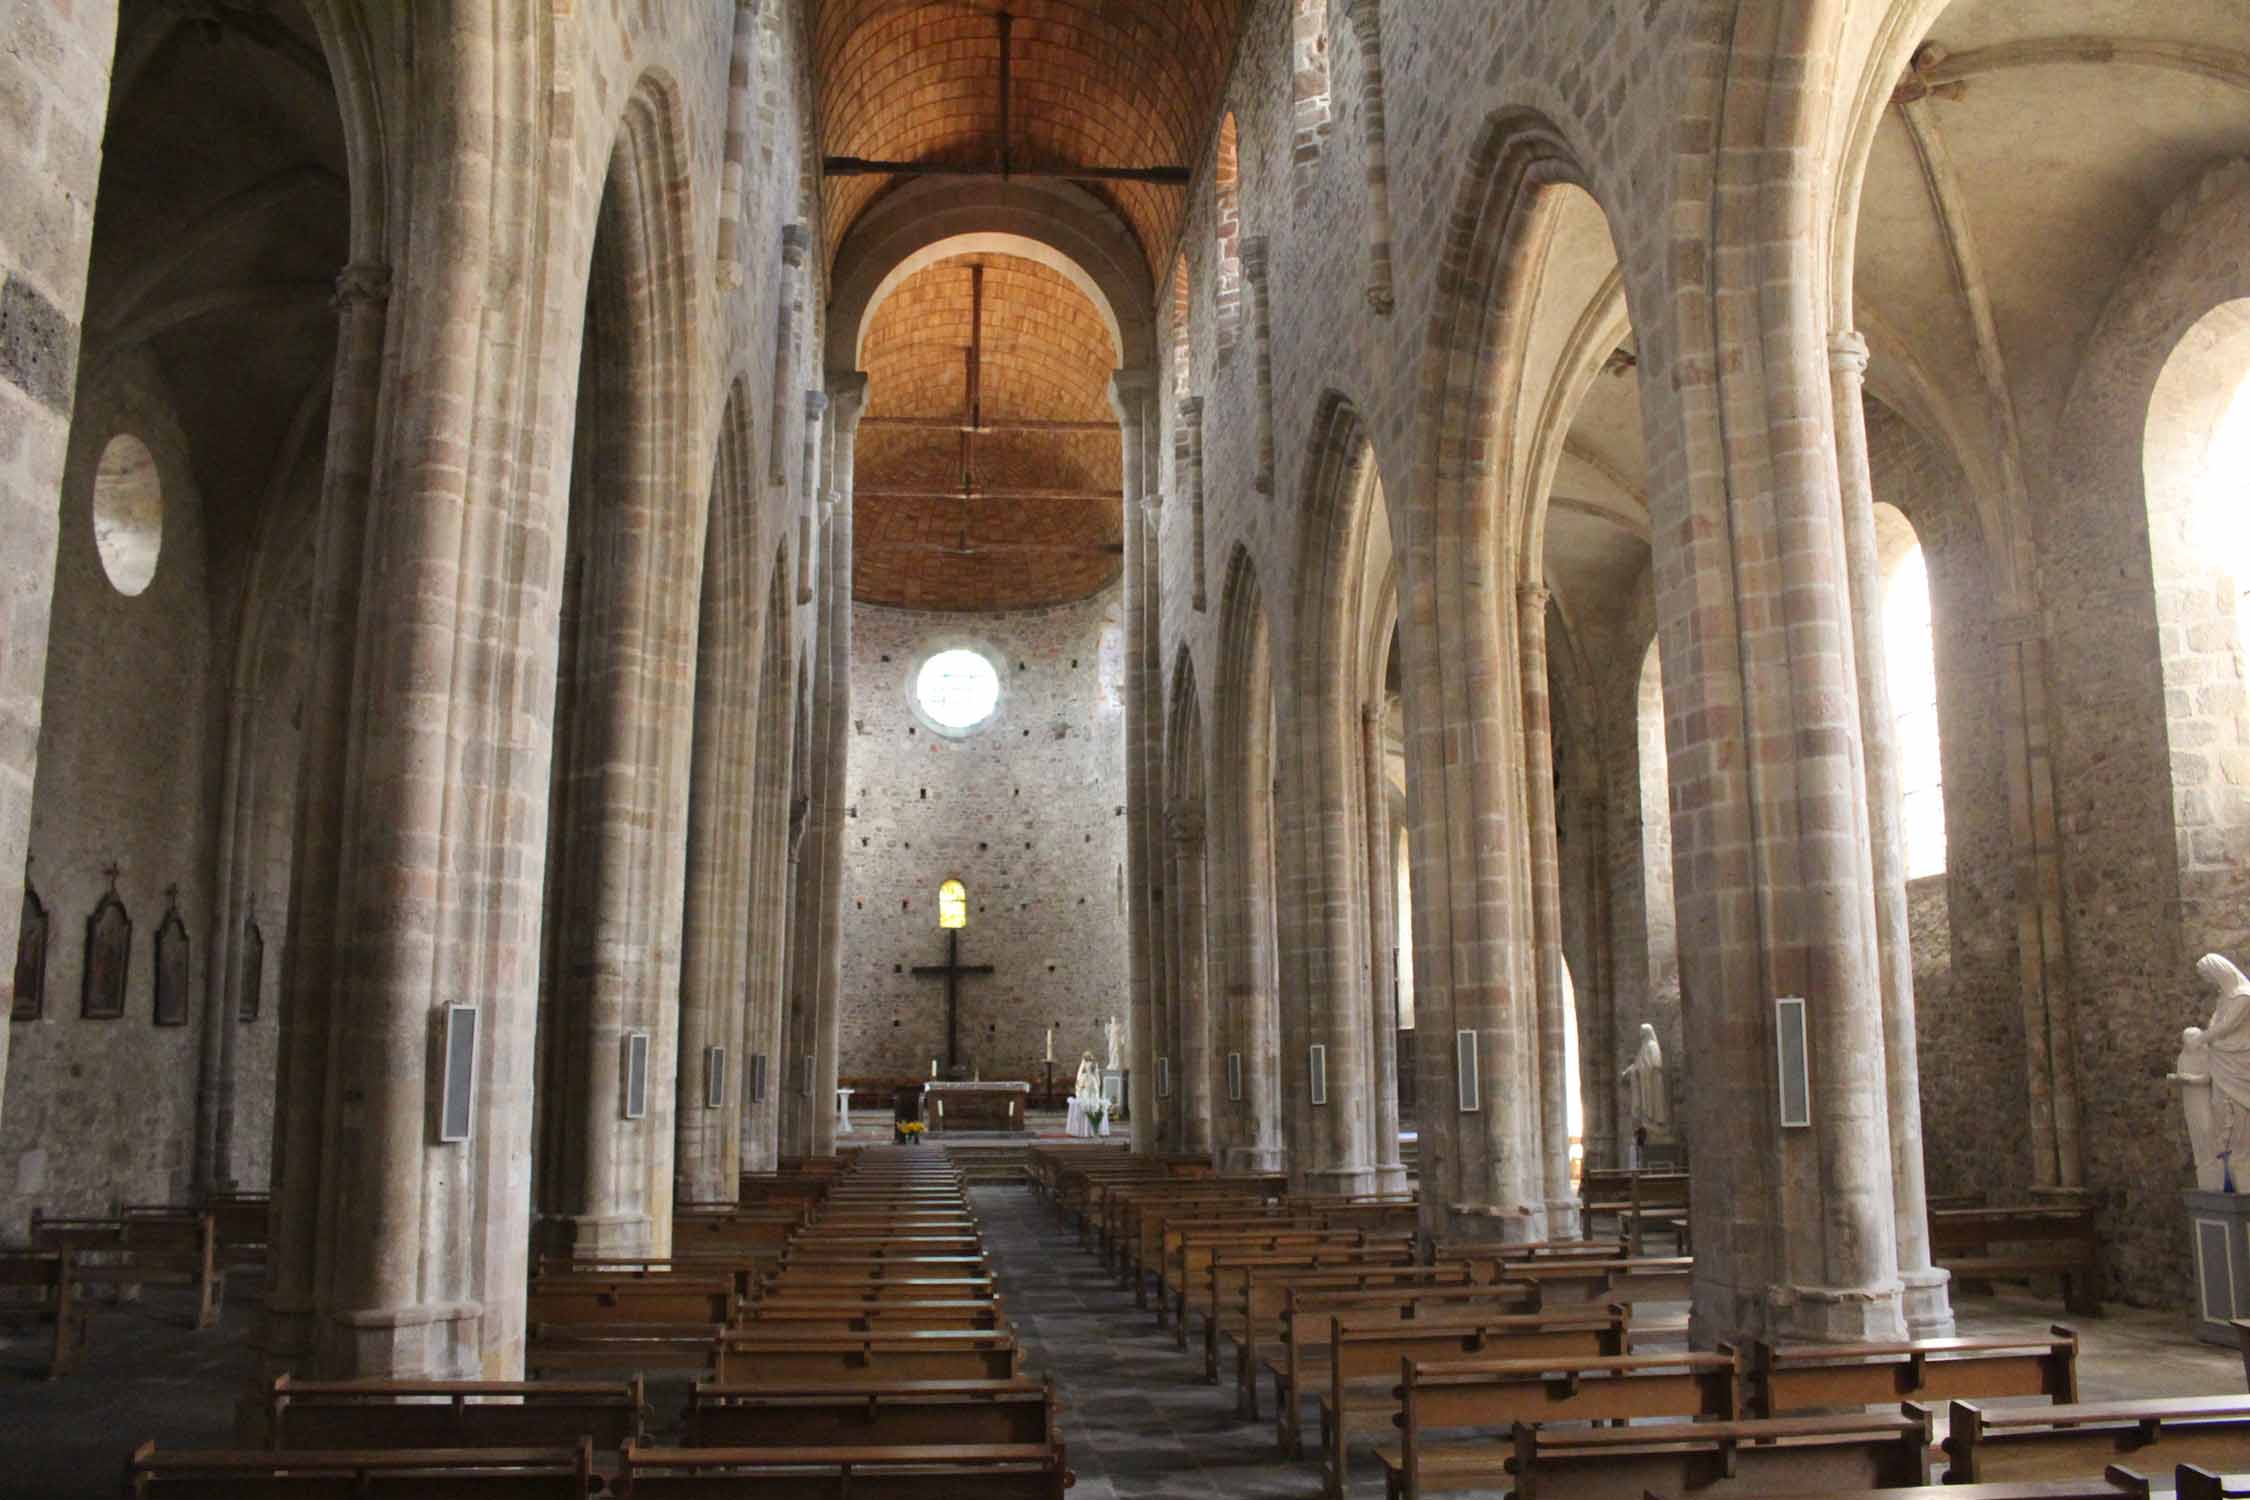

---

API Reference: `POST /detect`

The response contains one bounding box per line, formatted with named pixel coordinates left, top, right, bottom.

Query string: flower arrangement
left=1083, top=1098, right=1109, bottom=1126
left=898, top=1120, right=928, bottom=1142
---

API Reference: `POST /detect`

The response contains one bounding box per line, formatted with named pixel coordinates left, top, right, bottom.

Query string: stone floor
left=0, top=1188, right=2237, bottom=1498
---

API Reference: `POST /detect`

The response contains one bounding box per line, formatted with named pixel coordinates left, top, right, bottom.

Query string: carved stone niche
left=12, top=881, right=48, bottom=1022
left=153, top=889, right=189, bottom=1028
left=82, top=875, right=131, bottom=1021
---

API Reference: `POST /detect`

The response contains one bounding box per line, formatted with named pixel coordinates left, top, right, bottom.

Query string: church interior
left=6, top=0, right=2250, bottom=1493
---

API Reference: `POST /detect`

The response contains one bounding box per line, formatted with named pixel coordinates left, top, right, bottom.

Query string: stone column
left=1181, top=397, right=1208, bottom=613
left=1343, top=0, right=1397, bottom=315
left=810, top=378, right=864, bottom=1155
left=1112, top=369, right=1163, bottom=1153
left=1362, top=704, right=1408, bottom=1194
left=1169, top=803, right=1215, bottom=1157
left=1519, top=586, right=1580, bottom=1236
left=768, top=225, right=806, bottom=486
left=1294, top=653, right=1377, bottom=1198
left=713, top=0, right=757, bottom=290
left=1831, top=331, right=1952, bottom=1336
left=1242, top=236, right=1277, bottom=495
left=0, top=0, right=115, bottom=1146
left=259, top=260, right=393, bottom=1380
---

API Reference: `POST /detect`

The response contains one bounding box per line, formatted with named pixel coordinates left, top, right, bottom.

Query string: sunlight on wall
left=1885, top=546, right=1946, bottom=880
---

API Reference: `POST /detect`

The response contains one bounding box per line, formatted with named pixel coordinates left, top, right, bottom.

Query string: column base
left=1304, top=1165, right=1376, bottom=1197
left=1442, top=1201, right=1548, bottom=1244
left=1371, top=1163, right=1411, bottom=1197
left=1544, top=1199, right=1583, bottom=1240
left=321, top=1299, right=486, bottom=1380
left=541, top=1212, right=657, bottom=1261
left=1778, top=1278, right=1908, bottom=1343
left=1900, top=1266, right=1956, bottom=1338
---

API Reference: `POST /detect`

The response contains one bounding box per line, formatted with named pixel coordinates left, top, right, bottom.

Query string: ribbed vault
left=854, top=253, right=1123, bottom=610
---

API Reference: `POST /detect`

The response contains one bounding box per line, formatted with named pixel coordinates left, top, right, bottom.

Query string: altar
left=923, top=1079, right=1030, bottom=1133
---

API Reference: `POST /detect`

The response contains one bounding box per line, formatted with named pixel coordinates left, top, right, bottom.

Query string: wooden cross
left=911, top=928, right=995, bottom=1074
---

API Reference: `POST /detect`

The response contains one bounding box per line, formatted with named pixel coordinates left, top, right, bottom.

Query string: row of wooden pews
left=124, top=1147, right=1077, bottom=1496
left=1029, top=1143, right=2221, bottom=1500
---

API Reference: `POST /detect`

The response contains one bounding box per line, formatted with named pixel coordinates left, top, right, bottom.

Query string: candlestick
left=930, top=1058, right=937, bottom=1078
left=1045, top=1026, right=1053, bottom=1062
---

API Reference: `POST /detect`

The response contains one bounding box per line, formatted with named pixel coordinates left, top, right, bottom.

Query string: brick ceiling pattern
left=853, top=252, right=1123, bottom=610
left=815, top=0, right=1245, bottom=278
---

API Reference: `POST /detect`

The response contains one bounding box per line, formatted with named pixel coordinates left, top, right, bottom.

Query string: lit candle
left=930, top=1058, right=938, bottom=1078
left=1045, top=1026, right=1054, bottom=1063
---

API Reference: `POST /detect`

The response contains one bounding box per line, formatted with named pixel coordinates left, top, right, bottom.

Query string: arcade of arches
left=5, top=0, right=2250, bottom=1397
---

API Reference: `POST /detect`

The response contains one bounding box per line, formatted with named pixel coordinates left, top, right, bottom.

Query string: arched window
left=1215, top=114, right=1242, bottom=356
left=1561, top=958, right=1584, bottom=1186
left=938, top=878, right=968, bottom=930
left=1171, top=253, right=1192, bottom=401
left=1879, top=513, right=1946, bottom=879
left=2196, top=359, right=2250, bottom=660
left=1290, top=0, right=1331, bottom=181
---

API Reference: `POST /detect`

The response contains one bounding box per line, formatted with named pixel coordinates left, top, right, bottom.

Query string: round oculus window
left=914, top=648, right=1000, bottom=732
left=92, top=433, right=163, bottom=596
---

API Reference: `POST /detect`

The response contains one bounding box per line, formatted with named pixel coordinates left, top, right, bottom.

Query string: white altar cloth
left=1066, top=1097, right=1111, bottom=1138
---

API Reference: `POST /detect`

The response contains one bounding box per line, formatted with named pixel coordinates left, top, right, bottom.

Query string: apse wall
left=839, top=589, right=1129, bottom=1085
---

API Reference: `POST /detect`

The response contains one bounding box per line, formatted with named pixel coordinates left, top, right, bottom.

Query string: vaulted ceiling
left=816, top=0, right=1246, bottom=610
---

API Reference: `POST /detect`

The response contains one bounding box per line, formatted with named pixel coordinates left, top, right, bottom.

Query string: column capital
left=1828, top=329, right=1871, bottom=376
left=1178, top=396, right=1204, bottom=428
left=826, top=370, right=870, bottom=433
left=1361, top=701, right=1384, bottom=729
left=1109, top=365, right=1160, bottom=421
left=804, top=389, right=830, bottom=420
left=1241, top=234, right=1270, bottom=283
left=332, top=262, right=391, bottom=308
left=1517, top=582, right=1552, bottom=614
left=1166, top=801, right=1207, bottom=848
left=1344, top=0, right=1382, bottom=46
left=780, top=222, right=810, bottom=267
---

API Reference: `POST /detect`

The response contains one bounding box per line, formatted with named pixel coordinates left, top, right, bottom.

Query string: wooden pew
left=683, top=1377, right=1053, bottom=1448
left=265, top=1376, right=645, bottom=1451
left=1665, top=1472, right=2156, bottom=1500
left=1180, top=1239, right=1418, bottom=1358
left=1748, top=1328, right=2077, bottom=1416
left=1255, top=1279, right=1541, bottom=1443
left=1320, top=1311, right=1647, bottom=1496
left=0, top=1248, right=83, bottom=1376
left=1164, top=1224, right=1417, bottom=1332
left=616, top=1439, right=1072, bottom=1497
left=1930, top=1205, right=2101, bottom=1316
left=526, top=1322, right=720, bottom=1379
left=715, top=1330, right=1020, bottom=1384
left=1436, top=1249, right=1693, bottom=1310
left=1213, top=1260, right=1480, bottom=1400
left=2182, top=1465, right=2250, bottom=1500
left=1625, top=1173, right=1692, bottom=1256
left=55, top=1208, right=225, bottom=1329
left=527, top=1273, right=735, bottom=1328
left=1456, top=1408, right=1935, bottom=1500
left=124, top=1439, right=597, bottom=1497
left=744, top=1299, right=1006, bottom=1334
left=1945, top=1396, right=2250, bottom=1483
left=205, top=1191, right=271, bottom=1274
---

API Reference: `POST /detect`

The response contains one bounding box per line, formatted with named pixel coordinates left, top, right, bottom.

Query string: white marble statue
left=2175, top=1023, right=2224, bottom=1192
left=1074, top=1051, right=1102, bottom=1104
left=2181, top=953, right=2250, bottom=1191
left=1105, top=1015, right=1123, bottom=1072
left=1620, top=1023, right=1669, bottom=1131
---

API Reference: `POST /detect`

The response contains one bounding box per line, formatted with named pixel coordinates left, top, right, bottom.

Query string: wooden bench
left=1254, top=1279, right=1541, bottom=1441
left=744, top=1298, right=1006, bottom=1334
left=1183, top=1240, right=1419, bottom=1361
left=1164, top=1224, right=1417, bottom=1332
left=0, top=1248, right=83, bottom=1376
left=616, top=1439, right=1072, bottom=1497
left=2183, top=1465, right=2250, bottom=1500
left=683, top=1377, right=1053, bottom=1447
left=1930, top=1206, right=2101, bottom=1316
left=1436, top=1250, right=1694, bottom=1310
left=1945, top=1396, right=2250, bottom=1483
left=205, top=1192, right=271, bottom=1274
left=528, top=1273, right=736, bottom=1329
left=715, top=1330, right=1020, bottom=1385
left=265, top=1376, right=644, bottom=1451
left=1748, top=1328, right=2076, bottom=1416
left=124, top=1439, right=597, bottom=1497
left=1320, top=1311, right=1645, bottom=1496
left=1460, top=1408, right=1935, bottom=1500
left=46, top=1208, right=225, bottom=1329
left=1214, top=1260, right=1481, bottom=1402
left=1624, top=1173, right=1692, bottom=1256
left=1677, top=1470, right=2156, bottom=1500
left=525, top=1321, right=720, bottom=1378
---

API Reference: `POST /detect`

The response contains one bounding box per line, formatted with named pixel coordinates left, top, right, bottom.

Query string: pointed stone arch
left=1212, top=545, right=1283, bottom=1172
left=1162, top=643, right=1212, bottom=1158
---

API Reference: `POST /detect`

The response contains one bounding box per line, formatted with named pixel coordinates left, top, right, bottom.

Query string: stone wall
left=3, top=354, right=213, bottom=1232
left=838, top=591, right=1129, bottom=1083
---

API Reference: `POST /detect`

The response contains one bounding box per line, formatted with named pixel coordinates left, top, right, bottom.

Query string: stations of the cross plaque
left=912, top=927, right=995, bottom=1074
